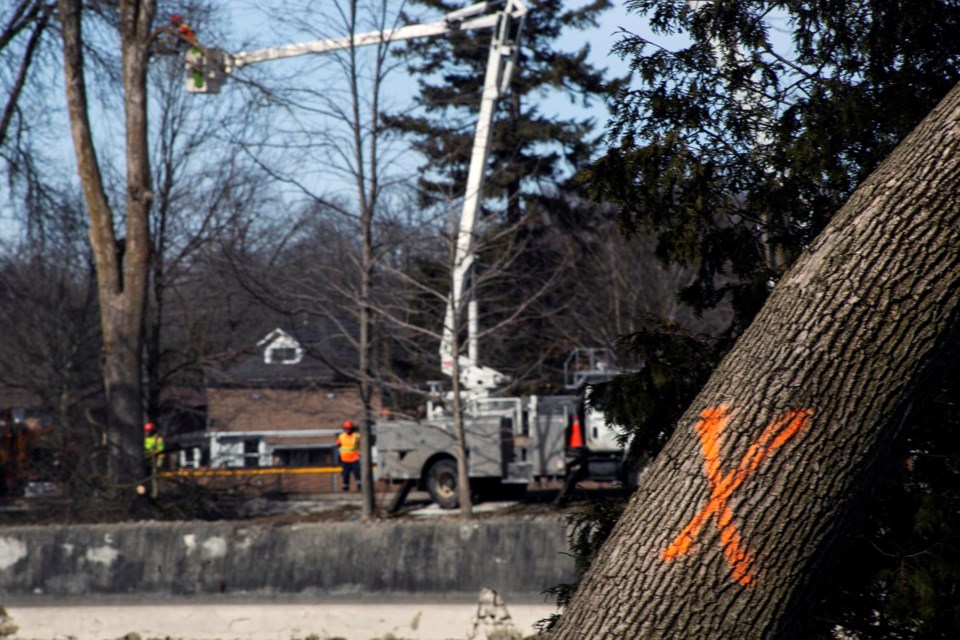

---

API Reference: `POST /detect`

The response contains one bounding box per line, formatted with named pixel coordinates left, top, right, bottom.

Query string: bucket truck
left=179, top=0, right=626, bottom=509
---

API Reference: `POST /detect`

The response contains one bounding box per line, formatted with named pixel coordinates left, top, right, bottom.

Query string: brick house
left=170, top=325, right=374, bottom=494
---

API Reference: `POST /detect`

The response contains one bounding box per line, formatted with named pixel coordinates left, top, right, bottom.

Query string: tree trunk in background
left=450, top=332, right=474, bottom=517
left=549, top=81, right=960, bottom=639
left=59, top=0, right=154, bottom=487
left=359, top=196, right=375, bottom=520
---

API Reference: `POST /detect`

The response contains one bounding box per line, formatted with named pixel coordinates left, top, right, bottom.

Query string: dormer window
left=258, top=329, right=304, bottom=365
left=268, top=347, right=299, bottom=364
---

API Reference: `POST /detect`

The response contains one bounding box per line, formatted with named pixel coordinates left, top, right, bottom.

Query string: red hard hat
left=343, top=420, right=354, bottom=430
left=144, top=422, right=156, bottom=433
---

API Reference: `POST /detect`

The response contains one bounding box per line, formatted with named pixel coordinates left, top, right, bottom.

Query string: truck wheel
left=426, top=458, right=460, bottom=509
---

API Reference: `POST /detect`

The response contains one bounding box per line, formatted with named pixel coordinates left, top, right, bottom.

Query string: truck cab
left=567, top=386, right=625, bottom=483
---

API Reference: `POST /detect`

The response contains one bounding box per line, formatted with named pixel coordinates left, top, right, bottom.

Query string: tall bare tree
left=547, top=80, right=960, bottom=639
left=59, top=0, right=155, bottom=486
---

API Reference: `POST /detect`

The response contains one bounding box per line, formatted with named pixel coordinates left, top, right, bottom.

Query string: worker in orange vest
left=336, top=420, right=361, bottom=492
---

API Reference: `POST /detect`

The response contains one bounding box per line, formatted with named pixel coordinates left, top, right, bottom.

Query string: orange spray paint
left=662, top=405, right=813, bottom=585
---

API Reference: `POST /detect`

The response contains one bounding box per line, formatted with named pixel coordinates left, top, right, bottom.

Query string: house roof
left=208, top=319, right=358, bottom=389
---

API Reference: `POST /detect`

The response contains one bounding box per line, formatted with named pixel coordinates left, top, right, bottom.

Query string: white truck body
left=377, top=379, right=627, bottom=508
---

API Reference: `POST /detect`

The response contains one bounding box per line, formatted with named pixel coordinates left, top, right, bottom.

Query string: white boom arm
left=232, top=5, right=502, bottom=68
left=438, top=0, right=525, bottom=396
left=185, top=0, right=527, bottom=397
left=186, top=1, right=525, bottom=89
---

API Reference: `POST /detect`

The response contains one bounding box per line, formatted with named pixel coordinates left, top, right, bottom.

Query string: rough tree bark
left=549, top=81, right=960, bottom=638
left=59, top=0, right=154, bottom=486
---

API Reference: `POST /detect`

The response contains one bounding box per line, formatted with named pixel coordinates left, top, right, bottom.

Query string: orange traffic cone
left=569, top=415, right=584, bottom=448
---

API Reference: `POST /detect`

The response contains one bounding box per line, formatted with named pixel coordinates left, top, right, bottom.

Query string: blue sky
left=220, top=0, right=645, bottom=135
left=0, top=2, right=661, bottom=242
left=207, top=0, right=658, bottom=206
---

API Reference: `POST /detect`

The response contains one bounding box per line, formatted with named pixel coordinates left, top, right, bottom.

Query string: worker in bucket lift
left=336, top=420, right=361, bottom=492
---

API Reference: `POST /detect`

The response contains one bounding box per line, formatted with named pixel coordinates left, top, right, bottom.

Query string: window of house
left=264, top=340, right=303, bottom=365
left=274, top=347, right=296, bottom=362
left=258, top=329, right=305, bottom=365
left=274, top=447, right=333, bottom=467
left=243, top=439, right=261, bottom=468
left=217, top=438, right=262, bottom=468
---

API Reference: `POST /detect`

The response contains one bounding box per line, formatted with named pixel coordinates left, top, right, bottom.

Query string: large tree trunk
left=59, top=0, right=154, bottom=487
left=549, top=82, right=960, bottom=638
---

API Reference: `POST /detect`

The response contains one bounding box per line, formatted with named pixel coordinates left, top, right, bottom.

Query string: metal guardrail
left=160, top=466, right=343, bottom=478
left=159, top=465, right=377, bottom=478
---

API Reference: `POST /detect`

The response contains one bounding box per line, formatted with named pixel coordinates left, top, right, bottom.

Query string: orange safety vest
left=337, top=432, right=360, bottom=463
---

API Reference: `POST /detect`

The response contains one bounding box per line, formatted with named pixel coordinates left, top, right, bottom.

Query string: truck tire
left=426, top=458, right=459, bottom=509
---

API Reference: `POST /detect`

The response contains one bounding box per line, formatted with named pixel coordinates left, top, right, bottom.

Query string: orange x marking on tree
left=662, top=404, right=813, bottom=585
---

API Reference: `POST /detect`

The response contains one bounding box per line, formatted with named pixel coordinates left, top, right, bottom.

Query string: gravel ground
left=4, top=600, right=552, bottom=640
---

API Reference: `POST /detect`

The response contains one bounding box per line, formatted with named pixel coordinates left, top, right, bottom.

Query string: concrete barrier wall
left=0, top=517, right=575, bottom=601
